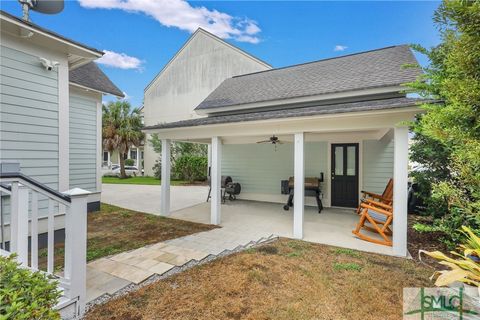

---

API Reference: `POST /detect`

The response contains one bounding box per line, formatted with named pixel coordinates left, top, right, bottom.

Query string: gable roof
left=0, top=10, right=102, bottom=56
left=70, top=62, right=124, bottom=97
left=144, top=28, right=271, bottom=92
left=144, top=97, right=421, bottom=131
left=196, top=45, right=421, bottom=112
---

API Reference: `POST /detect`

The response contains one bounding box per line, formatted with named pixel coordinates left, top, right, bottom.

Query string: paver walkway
left=87, top=227, right=274, bottom=302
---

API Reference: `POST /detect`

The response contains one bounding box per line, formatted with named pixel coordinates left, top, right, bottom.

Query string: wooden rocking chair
left=352, top=199, right=393, bottom=246
left=356, top=178, right=393, bottom=214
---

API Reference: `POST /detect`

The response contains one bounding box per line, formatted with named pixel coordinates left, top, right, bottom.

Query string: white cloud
left=334, top=45, right=348, bottom=52
left=78, top=0, right=261, bottom=44
left=97, top=50, right=144, bottom=70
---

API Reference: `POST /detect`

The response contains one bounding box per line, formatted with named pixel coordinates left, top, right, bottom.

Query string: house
left=0, top=10, right=123, bottom=214
left=143, top=28, right=272, bottom=176
left=143, top=38, right=422, bottom=257
left=0, top=9, right=123, bottom=317
left=103, top=107, right=144, bottom=172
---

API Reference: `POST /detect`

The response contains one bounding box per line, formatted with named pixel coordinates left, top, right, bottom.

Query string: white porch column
left=207, top=144, right=212, bottom=175
left=10, top=183, right=29, bottom=266
left=160, top=139, right=171, bottom=216
left=63, top=188, right=90, bottom=316
left=137, top=148, right=143, bottom=175
left=211, top=137, right=222, bottom=225
left=293, top=132, right=305, bottom=239
left=393, top=126, right=409, bottom=256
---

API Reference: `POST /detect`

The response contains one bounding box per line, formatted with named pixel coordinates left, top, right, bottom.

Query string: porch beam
left=160, top=139, right=171, bottom=216
left=211, top=137, right=222, bottom=225
left=393, top=126, right=409, bottom=256
left=293, top=132, right=305, bottom=239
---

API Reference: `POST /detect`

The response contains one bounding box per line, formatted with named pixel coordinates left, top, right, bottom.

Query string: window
left=103, top=151, right=109, bottom=162
left=130, top=149, right=137, bottom=160
left=335, top=146, right=344, bottom=175
left=346, top=146, right=356, bottom=176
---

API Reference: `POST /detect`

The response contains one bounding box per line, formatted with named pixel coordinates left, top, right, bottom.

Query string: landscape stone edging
left=82, top=235, right=279, bottom=316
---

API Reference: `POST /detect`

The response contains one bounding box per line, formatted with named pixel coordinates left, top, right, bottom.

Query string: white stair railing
left=0, top=171, right=90, bottom=317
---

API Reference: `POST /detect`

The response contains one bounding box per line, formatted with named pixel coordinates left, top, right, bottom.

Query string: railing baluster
left=31, top=191, right=39, bottom=270
left=47, top=198, right=54, bottom=273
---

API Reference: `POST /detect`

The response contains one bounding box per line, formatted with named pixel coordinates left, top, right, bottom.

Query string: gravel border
left=83, top=236, right=279, bottom=316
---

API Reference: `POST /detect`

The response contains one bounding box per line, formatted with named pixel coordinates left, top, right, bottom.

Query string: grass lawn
left=39, top=203, right=217, bottom=270
left=102, top=176, right=189, bottom=185
left=86, top=239, right=433, bottom=320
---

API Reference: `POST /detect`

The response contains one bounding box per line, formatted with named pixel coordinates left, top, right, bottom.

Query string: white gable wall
left=143, top=30, right=271, bottom=175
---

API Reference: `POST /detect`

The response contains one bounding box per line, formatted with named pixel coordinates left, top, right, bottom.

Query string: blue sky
left=1, top=0, right=440, bottom=108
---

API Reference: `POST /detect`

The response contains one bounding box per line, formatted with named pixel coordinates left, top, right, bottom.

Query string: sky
left=1, top=0, right=441, bottom=108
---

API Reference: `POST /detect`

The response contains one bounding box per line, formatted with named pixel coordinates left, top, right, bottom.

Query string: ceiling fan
left=256, top=135, right=284, bottom=150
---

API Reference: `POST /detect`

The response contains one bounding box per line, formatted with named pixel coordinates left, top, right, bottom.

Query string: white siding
left=143, top=30, right=271, bottom=176
left=362, top=130, right=394, bottom=194
left=69, top=92, right=98, bottom=192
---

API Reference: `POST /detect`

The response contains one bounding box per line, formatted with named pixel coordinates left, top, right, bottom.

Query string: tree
left=408, top=0, right=480, bottom=246
left=103, top=101, right=144, bottom=178
left=149, top=133, right=207, bottom=180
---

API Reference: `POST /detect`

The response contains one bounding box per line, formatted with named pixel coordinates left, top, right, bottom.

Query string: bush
left=125, top=158, right=135, bottom=166
left=0, top=254, right=61, bottom=319
left=172, top=155, right=208, bottom=182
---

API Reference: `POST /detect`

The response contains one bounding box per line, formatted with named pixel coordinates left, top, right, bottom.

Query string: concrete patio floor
left=101, top=184, right=208, bottom=214
left=170, top=200, right=395, bottom=256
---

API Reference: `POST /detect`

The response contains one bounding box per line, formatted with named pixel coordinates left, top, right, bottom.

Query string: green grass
left=333, top=262, right=363, bottom=272
left=102, top=176, right=188, bottom=185
left=333, top=248, right=362, bottom=258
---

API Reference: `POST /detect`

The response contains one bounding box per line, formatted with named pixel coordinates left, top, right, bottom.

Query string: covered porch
left=171, top=200, right=395, bottom=255
left=145, top=102, right=419, bottom=257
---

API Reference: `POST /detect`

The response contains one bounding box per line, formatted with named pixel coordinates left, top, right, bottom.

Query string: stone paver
left=87, top=226, right=274, bottom=303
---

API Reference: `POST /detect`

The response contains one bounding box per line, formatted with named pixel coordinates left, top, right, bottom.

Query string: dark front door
left=331, top=143, right=359, bottom=207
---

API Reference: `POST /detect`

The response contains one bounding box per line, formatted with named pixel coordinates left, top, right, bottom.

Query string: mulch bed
left=407, top=214, right=450, bottom=268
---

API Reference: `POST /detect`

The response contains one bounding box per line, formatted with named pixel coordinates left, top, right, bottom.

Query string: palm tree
left=103, top=101, right=144, bottom=178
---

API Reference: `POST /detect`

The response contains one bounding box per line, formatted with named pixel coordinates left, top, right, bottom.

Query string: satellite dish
left=18, top=0, right=64, bottom=21
left=31, top=0, right=64, bottom=14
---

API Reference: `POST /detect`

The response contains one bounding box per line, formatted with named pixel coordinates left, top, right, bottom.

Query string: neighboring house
left=144, top=43, right=422, bottom=257
left=143, top=28, right=272, bottom=176
left=102, top=107, right=144, bottom=172
left=0, top=10, right=123, bottom=220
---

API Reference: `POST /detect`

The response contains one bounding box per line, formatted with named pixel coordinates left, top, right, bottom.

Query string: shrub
left=125, top=158, right=135, bottom=166
left=172, top=155, right=208, bottom=182
left=421, top=226, right=480, bottom=287
left=0, top=254, right=61, bottom=319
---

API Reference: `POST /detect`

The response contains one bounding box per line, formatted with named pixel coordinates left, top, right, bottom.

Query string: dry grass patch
left=86, top=239, right=432, bottom=320
left=38, top=203, right=217, bottom=270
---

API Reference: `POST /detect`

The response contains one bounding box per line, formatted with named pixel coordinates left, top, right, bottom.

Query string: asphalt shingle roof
left=144, top=97, right=420, bottom=130
left=196, top=45, right=421, bottom=111
left=70, top=62, right=124, bottom=97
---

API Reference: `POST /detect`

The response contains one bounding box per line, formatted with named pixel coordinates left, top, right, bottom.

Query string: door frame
left=326, top=140, right=363, bottom=208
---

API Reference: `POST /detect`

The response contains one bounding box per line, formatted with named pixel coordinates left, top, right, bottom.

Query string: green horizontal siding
left=0, top=45, right=60, bottom=220
left=0, top=45, right=59, bottom=191
left=69, top=93, right=98, bottom=192
left=222, top=142, right=328, bottom=195
left=362, top=133, right=394, bottom=194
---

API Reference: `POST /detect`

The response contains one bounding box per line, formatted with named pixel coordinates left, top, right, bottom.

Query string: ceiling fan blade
left=256, top=140, right=271, bottom=144
left=276, top=140, right=284, bottom=144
